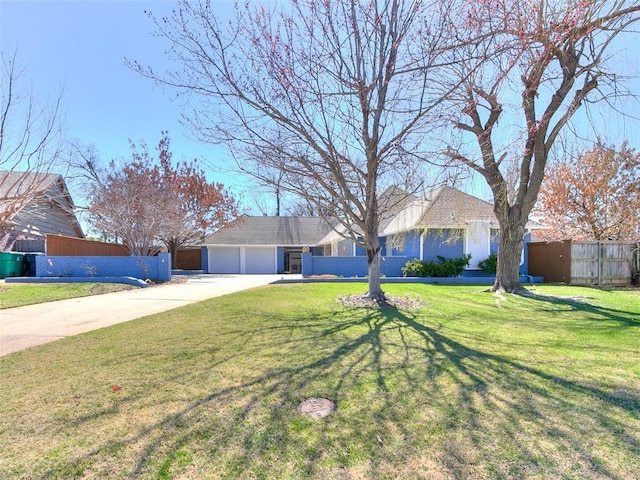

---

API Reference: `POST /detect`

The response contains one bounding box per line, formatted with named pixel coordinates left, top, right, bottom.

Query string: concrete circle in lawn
left=297, top=397, right=336, bottom=418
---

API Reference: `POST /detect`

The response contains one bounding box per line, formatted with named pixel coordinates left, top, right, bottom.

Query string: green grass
left=0, top=282, right=135, bottom=309
left=0, top=283, right=638, bottom=479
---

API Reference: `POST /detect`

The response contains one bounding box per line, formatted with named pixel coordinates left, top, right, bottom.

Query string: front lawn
left=0, top=284, right=638, bottom=479
left=0, top=282, right=135, bottom=309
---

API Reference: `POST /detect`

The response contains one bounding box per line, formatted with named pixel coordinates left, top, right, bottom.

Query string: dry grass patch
left=0, top=282, right=135, bottom=309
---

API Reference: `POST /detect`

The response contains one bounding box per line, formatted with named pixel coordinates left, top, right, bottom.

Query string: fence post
left=201, top=246, right=208, bottom=273
left=157, top=252, right=171, bottom=281
left=302, top=252, right=313, bottom=277
left=635, top=242, right=640, bottom=285
left=597, top=241, right=602, bottom=286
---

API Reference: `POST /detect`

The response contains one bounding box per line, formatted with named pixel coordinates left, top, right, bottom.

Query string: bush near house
left=479, top=252, right=498, bottom=275
left=401, top=258, right=427, bottom=277
left=402, top=254, right=471, bottom=277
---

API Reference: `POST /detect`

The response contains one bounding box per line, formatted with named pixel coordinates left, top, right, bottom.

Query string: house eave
left=202, top=243, right=314, bottom=248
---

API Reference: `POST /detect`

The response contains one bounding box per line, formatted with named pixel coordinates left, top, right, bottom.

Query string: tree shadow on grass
left=519, top=289, right=640, bottom=327
left=33, top=297, right=640, bottom=479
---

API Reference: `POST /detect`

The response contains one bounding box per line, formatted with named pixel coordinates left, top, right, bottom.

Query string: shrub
left=478, top=253, right=498, bottom=275
left=401, top=258, right=427, bottom=277
left=402, top=254, right=471, bottom=277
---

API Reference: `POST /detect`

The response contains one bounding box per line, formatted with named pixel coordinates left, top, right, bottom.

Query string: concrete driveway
left=0, top=274, right=287, bottom=357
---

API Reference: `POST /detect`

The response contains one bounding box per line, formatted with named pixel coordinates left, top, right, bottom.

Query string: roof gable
left=378, top=186, right=421, bottom=231
left=0, top=171, right=76, bottom=210
left=416, top=186, right=497, bottom=228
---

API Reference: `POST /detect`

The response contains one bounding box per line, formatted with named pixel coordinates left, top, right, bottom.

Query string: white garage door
left=245, top=247, right=276, bottom=274
left=208, top=247, right=241, bottom=274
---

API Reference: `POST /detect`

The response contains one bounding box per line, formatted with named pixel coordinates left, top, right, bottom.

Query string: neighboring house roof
left=204, top=215, right=335, bottom=246
left=0, top=170, right=84, bottom=239
left=0, top=171, right=61, bottom=198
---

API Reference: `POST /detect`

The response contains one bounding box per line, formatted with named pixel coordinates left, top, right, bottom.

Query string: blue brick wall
left=277, top=247, right=285, bottom=273
left=201, top=246, right=209, bottom=272
left=301, top=252, right=537, bottom=279
left=391, top=231, right=421, bottom=257
left=302, top=252, right=313, bottom=276
left=35, top=253, right=171, bottom=281
left=380, top=256, right=409, bottom=276
left=302, top=253, right=408, bottom=277
left=422, top=229, right=464, bottom=261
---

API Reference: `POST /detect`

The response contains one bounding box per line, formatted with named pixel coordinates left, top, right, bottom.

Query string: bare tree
left=88, top=155, right=170, bottom=256
left=154, top=133, right=238, bottom=268
left=286, top=197, right=329, bottom=217
left=132, top=0, right=456, bottom=301
left=245, top=160, right=288, bottom=217
left=0, top=50, right=65, bottom=235
left=85, top=133, right=237, bottom=260
left=437, top=0, right=640, bottom=292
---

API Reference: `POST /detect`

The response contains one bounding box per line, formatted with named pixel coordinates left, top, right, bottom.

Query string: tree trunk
left=364, top=235, right=385, bottom=302
left=167, top=240, right=179, bottom=269
left=366, top=247, right=384, bottom=299
left=493, top=219, right=526, bottom=293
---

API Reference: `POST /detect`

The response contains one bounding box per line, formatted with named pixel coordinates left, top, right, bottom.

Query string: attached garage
left=208, top=247, right=241, bottom=274
left=244, top=247, right=276, bottom=273
left=202, top=216, right=335, bottom=274
left=206, top=246, right=277, bottom=274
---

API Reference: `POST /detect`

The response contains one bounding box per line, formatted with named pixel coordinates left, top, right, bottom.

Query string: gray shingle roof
left=416, top=186, right=544, bottom=229
left=204, top=215, right=335, bottom=246
left=204, top=187, right=544, bottom=247
left=417, top=186, right=497, bottom=227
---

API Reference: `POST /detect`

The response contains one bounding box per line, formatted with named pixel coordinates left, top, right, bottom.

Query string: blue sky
left=0, top=0, right=239, bottom=187
left=2, top=0, right=639, bottom=214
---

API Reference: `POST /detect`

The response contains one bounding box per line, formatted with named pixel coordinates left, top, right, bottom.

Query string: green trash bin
left=0, top=252, right=25, bottom=278
left=0, top=252, right=12, bottom=278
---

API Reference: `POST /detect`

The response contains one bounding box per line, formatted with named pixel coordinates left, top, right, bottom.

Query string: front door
left=284, top=249, right=302, bottom=273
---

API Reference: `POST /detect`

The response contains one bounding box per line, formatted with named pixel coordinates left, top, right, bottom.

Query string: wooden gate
left=175, top=248, right=202, bottom=270
left=571, top=242, right=637, bottom=286
left=528, top=241, right=571, bottom=283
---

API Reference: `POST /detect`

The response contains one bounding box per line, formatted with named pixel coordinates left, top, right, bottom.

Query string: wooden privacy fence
left=44, top=235, right=203, bottom=270
left=528, top=240, right=640, bottom=286
left=46, top=234, right=128, bottom=256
